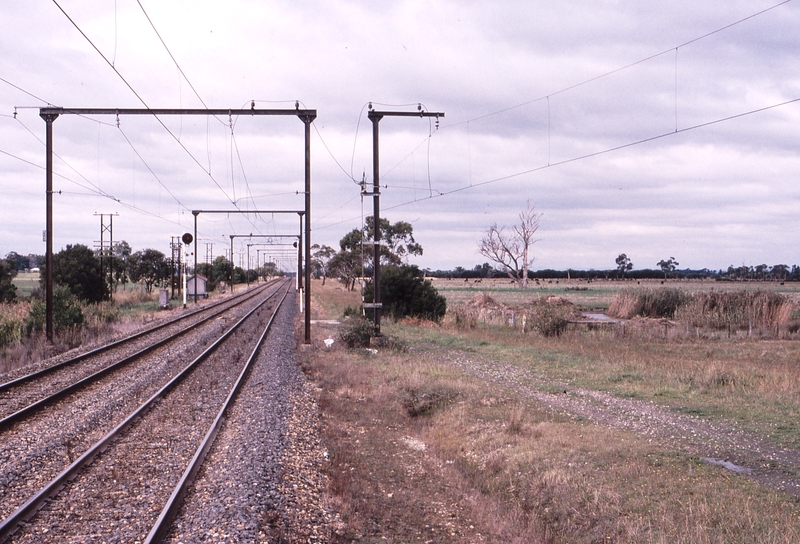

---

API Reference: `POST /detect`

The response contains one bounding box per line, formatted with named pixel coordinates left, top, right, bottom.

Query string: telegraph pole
left=366, top=104, right=444, bottom=336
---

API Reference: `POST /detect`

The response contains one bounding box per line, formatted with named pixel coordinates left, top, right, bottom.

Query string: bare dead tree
left=479, top=201, right=541, bottom=289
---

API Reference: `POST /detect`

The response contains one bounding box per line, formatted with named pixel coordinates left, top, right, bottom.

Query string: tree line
left=1, top=242, right=284, bottom=305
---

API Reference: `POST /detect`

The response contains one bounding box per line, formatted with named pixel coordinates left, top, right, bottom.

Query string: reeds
left=0, top=302, right=29, bottom=348
left=608, top=288, right=687, bottom=319
left=608, top=288, right=795, bottom=336
left=676, top=290, right=793, bottom=332
left=447, top=293, right=573, bottom=336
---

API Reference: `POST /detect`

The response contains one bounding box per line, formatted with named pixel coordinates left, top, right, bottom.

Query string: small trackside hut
left=185, top=274, right=208, bottom=298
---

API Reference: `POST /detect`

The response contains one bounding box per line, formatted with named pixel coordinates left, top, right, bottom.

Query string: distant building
left=186, top=274, right=208, bottom=298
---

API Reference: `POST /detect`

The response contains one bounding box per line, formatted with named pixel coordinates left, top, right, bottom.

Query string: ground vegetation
left=305, top=278, right=800, bottom=542
left=363, top=265, right=447, bottom=323
left=45, top=244, right=109, bottom=303
left=0, top=257, right=18, bottom=303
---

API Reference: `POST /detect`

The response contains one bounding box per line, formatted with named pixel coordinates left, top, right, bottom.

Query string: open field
left=11, top=271, right=40, bottom=298
left=305, top=278, right=800, bottom=542
left=430, top=277, right=800, bottom=309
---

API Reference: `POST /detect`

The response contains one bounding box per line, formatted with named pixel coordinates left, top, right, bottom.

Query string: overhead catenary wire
left=314, top=94, right=800, bottom=233
left=0, top=144, right=187, bottom=229
left=47, top=2, right=299, bottom=242
left=1, top=82, right=203, bottom=234
left=0, top=77, right=52, bottom=106
left=390, top=95, right=800, bottom=207
left=315, top=0, right=796, bottom=235
left=14, top=116, right=117, bottom=200
left=443, top=0, right=794, bottom=128
left=50, top=0, right=245, bottom=212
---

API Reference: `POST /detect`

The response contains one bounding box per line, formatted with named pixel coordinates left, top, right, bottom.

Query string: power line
left=50, top=1, right=281, bottom=241
left=0, top=136, right=187, bottom=229
left=395, top=96, right=800, bottom=206
left=116, top=125, right=187, bottom=209
left=135, top=0, right=208, bottom=109
left=14, top=116, right=114, bottom=199
left=0, top=82, right=201, bottom=237
left=444, top=0, right=794, bottom=128
left=314, top=95, right=800, bottom=232
left=50, top=0, right=242, bottom=209
left=0, top=76, right=51, bottom=105
left=312, top=123, right=355, bottom=182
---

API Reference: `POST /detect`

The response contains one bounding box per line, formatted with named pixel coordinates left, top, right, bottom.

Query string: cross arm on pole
left=39, top=107, right=317, bottom=119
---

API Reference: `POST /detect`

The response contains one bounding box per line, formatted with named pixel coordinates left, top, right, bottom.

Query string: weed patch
left=400, top=387, right=458, bottom=417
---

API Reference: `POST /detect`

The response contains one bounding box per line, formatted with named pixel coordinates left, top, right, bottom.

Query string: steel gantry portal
left=39, top=106, right=316, bottom=343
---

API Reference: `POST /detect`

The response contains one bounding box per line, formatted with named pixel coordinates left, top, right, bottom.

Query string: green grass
left=12, top=272, right=40, bottom=298
left=388, top=318, right=800, bottom=451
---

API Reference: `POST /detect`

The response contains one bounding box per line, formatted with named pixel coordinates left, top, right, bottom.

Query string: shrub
left=400, top=387, right=458, bottom=417
left=47, top=244, right=109, bottom=303
left=0, top=258, right=17, bottom=303
left=363, top=265, right=447, bottom=323
left=338, top=317, right=375, bottom=348
left=25, top=285, right=84, bottom=335
left=0, top=303, right=26, bottom=348
left=530, top=304, right=569, bottom=337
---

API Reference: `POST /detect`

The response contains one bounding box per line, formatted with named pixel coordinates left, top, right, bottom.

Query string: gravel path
left=418, top=343, right=800, bottom=498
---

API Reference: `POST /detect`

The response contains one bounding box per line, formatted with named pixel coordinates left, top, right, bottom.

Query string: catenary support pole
left=193, top=212, right=198, bottom=304
left=370, top=112, right=382, bottom=336
left=301, top=114, right=314, bottom=344
left=366, top=106, right=444, bottom=337
left=39, top=105, right=316, bottom=341
left=41, top=112, right=58, bottom=342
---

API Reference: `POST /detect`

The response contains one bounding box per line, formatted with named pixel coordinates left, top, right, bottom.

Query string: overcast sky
left=1, top=0, right=798, bottom=273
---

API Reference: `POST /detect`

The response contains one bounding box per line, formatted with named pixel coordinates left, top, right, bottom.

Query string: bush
left=338, top=317, right=375, bottom=348
left=401, top=387, right=458, bottom=417
left=0, top=303, right=26, bottom=348
left=0, top=258, right=17, bottom=303
left=47, top=244, right=109, bottom=303
left=363, top=265, right=447, bottom=323
left=25, top=285, right=84, bottom=335
left=530, top=304, right=569, bottom=337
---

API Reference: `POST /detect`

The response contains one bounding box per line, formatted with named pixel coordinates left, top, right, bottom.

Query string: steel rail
left=0, top=279, right=278, bottom=394
left=0, top=281, right=279, bottom=431
left=0, top=279, right=288, bottom=543
left=145, top=282, right=292, bottom=543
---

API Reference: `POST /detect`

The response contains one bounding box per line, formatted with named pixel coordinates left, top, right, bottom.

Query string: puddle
left=702, top=458, right=752, bottom=474
left=582, top=313, right=620, bottom=322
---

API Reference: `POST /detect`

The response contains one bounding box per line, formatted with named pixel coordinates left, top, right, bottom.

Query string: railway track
left=0, top=278, right=296, bottom=542
left=0, top=279, right=276, bottom=426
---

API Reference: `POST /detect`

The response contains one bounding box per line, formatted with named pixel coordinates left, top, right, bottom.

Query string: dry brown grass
left=0, top=286, right=166, bottom=377
left=305, top=280, right=800, bottom=542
